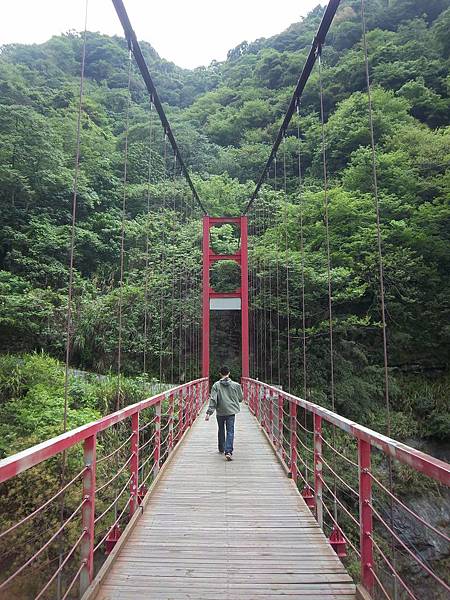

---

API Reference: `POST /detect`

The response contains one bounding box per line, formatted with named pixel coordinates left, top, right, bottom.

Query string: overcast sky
left=1, top=0, right=321, bottom=69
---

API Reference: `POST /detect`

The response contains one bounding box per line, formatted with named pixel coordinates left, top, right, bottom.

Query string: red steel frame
left=242, top=377, right=450, bottom=598
left=0, top=378, right=208, bottom=597
left=202, top=216, right=249, bottom=379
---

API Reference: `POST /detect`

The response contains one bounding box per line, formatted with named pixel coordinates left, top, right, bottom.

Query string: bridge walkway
left=91, top=404, right=356, bottom=600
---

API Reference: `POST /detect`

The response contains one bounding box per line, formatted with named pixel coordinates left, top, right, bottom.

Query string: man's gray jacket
left=206, top=377, right=243, bottom=416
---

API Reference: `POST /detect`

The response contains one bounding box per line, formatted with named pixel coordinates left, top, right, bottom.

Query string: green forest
left=1, top=0, right=449, bottom=454
left=1, top=0, right=450, bottom=597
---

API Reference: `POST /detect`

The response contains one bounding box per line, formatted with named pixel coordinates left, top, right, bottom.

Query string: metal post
left=290, top=401, right=298, bottom=483
left=188, top=385, right=193, bottom=426
left=154, top=402, right=161, bottom=475
left=314, top=413, right=323, bottom=528
left=196, top=382, right=200, bottom=417
left=269, top=392, right=274, bottom=440
left=129, top=412, right=139, bottom=516
left=80, top=434, right=96, bottom=596
left=359, top=439, right=374, bottom=593
left=262, top=388, right=266, bottom=431
left=202, top=217, right=210, bottom=379
left=184, top=388, right=189, bottom=428
left=168, top=393, right=174, bottom=453
left=241, top=216, right=249, bottom=378
left=179, top=389, right=184, bottom=439
left=185, top=387, right=190, bottom=428
left=195, top=382, right=199, bottom=418
left=264, top=388, right=269, bottom=433
left=192, top=384, right=197, bottom=420
left=278, top=394, right=284, bottom=456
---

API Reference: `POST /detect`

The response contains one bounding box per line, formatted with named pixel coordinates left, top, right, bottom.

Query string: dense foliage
left=0, top=0, right=449, bottom=449
left=0, top=2, right=449, bottom=598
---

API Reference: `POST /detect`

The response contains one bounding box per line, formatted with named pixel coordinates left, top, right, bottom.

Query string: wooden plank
left=97, top=588, right=356, bottom=600
left=88, top=405, right=356, bottom=600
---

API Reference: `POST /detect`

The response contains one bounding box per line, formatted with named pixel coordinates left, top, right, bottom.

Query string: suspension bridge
left=0, top=0, right=449, bottom=599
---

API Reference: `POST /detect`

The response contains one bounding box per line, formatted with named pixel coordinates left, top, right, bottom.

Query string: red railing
left=242, top=377, right=450, bottom=600
left=0, top=378, right=208, bottom=599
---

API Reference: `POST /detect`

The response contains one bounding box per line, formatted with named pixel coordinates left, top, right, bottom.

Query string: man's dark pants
left=216, top=414, right=235, bottom=455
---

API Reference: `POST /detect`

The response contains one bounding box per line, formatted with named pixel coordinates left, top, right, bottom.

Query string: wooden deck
left=92, top=404, right=356, bottom=599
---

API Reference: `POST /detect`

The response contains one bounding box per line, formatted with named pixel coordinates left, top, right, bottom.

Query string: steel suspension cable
left=183, top=198, right=189, bottom=381
left=256, top=210, right=259, bottom=380
left=116, top=48, right=133, bottom=411
left=268, top=205, right=274, bottom=384
left=258, top=205, right=264, bottom=381
left=249, top=214, right=254, bottom=376
left=276, top=252, right=281, bottom=384
left=176, top=181, right=186, bottom=384
left=360, top=0, right=396, bottom=594
left=282, top=136, right=292, bottom=392
left=193, top=213, right=197, bottom=380
left=254, top=209, right=259, bottom=379
left=159, top=134, right=168, bottom=383
left=318, top=49, right=338, bottom=522
left=183, top=213, right=188, bottom=382
left=248, top=213, right=253, bottom=376
left=170, top=154, right=176, bottom=383
left=189, top=194, right=195, bottom=379
left=318, top=51, right=336, bottom=419
left=260, top=206, right=264, bottom=380
left=274, top=157, right=281, bottom=383
left=253, top=205, right=258, bottom=379
left=179, top=232, right=184, bottom=383
left=256, top=204, right=262, bottom=380
left=360, top=0, right=390, bottom=433
left=195, top=228, right=201, bottom=378
left=58, top=5, right=88, bottom=595
left=63, top=0, right=88, bottom=436
left=143, top=98, right=154, bottom=375
left=296, top=105, right=310, bottom=484
left=254, top=213, right=259, bottom=379
left=112, top=0, right=207, bottom=215
left=189, top=196, right=195, bottom=380
left=263, top=199, right=268, bottom=382
left=297, top=106, right=308, bottom=404
left=242, top=0, right=341, bottom=215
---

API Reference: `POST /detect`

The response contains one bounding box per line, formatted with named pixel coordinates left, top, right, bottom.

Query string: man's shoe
left=218, top=450, right=224, bottom=454
left=225, top=453, right=232, bottom=461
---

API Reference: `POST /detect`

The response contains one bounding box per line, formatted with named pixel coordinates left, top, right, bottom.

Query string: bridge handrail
left=242, top=377, right=450, bottom=599
left=0, top=377, right=207, bottom=484
left=242, top=377, right=449, bottom=486
left=0, top=377, right=209, bottom=598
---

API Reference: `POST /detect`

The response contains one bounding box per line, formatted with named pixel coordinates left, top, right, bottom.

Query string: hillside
left=1, top=2, right=450, bottom=598
left=0, top=0, right=449, bottom=449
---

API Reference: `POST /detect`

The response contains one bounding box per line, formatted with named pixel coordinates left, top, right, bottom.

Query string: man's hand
left=205, top=414, right=210, bottom=422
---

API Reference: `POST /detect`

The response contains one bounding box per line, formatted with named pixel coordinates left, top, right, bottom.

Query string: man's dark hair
left=219, top=366, right=230, bottom=376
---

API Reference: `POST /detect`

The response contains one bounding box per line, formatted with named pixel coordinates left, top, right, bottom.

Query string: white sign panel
left=210, top=298, right=241, bottom=311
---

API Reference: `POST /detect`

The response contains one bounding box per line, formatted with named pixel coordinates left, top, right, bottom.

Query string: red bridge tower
left=201, top=216, right=249, bottom=380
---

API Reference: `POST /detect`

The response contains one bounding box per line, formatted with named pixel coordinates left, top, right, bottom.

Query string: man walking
left=205, top=366, right=243, bottom=461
